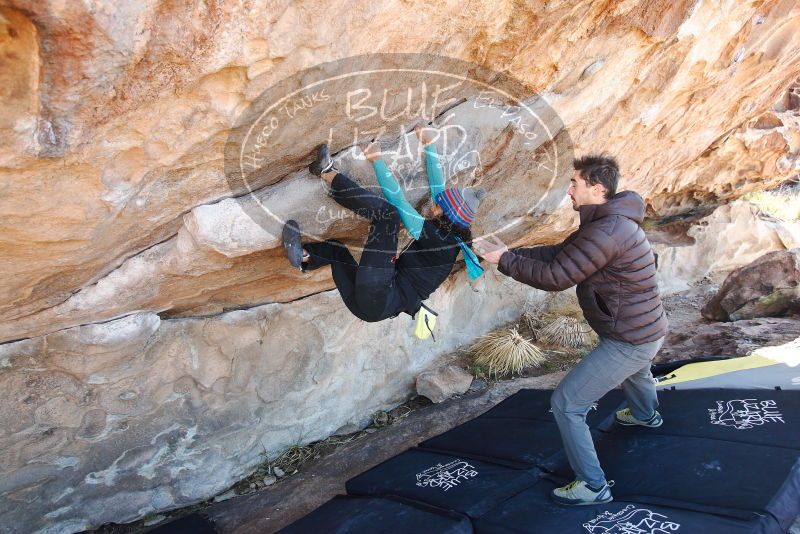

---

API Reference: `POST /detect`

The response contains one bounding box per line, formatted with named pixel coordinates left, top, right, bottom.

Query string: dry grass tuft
left=538, top=316, right=599, bottom=348
left=522, top=311, right=544, bottom=335
left=471, top=327, right=546, bottom=376
left=743, top=186, right=800, bottom=221
left=270, top=445, right=314, bottom=476
left=521, top=290, right=599, bottom=351
left=525, top=291, right=583, bottom=317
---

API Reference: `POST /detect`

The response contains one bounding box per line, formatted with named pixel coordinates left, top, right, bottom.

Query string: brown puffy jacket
left=498, top=191, right=668, bottom=345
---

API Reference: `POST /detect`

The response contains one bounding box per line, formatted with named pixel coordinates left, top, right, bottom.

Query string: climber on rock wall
left=474, top=155, right=669, bottom=506
left=282, top=125, right=485, bottom=337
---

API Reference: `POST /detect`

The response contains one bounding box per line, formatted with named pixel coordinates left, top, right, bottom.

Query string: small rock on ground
left=213, top=490, right=236, bottom=503
left=416, top=364, right=473, bottom=403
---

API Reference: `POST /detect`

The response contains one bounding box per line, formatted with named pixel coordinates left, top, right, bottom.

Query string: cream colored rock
left=0, top=96, right=568, bottom=343
left=649, top=84, right=800, bottom=216
left=0, top=269, right=543, bottom=533
left=656, top=201, right=800, bottom=293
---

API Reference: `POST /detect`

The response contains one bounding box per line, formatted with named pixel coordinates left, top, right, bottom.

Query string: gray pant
left=550, top=336, right=665, bottom=487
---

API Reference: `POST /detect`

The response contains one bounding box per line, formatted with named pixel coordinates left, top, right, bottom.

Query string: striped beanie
left=436, top=187, right=486, bottom=228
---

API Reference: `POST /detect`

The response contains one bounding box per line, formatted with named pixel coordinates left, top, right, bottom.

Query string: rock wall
left=656, top=201, right=800, bottom=293
left=1, top=0, right=799, bottom=342
left=2, top=0, right=800, bottom=532
left=0, top=269, right=542, bottom=533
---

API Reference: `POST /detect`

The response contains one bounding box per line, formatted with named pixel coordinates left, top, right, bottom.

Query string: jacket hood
left=578, top=191, right=645, bottom=226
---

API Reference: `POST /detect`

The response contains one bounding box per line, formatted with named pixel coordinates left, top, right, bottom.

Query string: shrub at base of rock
left=470, top=327, right=546, bottom=377
left=701, top=248, right=800, bottom=321
left=537, top=316, right=599, bottom=349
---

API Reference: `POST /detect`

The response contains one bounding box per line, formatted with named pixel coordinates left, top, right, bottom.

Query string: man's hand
left=473, top=235, right=509, bottom=265
left=415, top=124, right=438, bottom=145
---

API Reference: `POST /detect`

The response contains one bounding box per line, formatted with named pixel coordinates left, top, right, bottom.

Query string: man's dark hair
left=573, top=155, right=619, bottom=199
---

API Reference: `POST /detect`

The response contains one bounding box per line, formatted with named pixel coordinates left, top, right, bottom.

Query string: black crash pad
left=344, top=449, right=538, bottom=518
left=419, top=417, right=579, bottom=471
left=477, top=388, right=626, bottom=430
left=278, top=494, right=472, bottom=533
left=418, top=388, right=627, bottom=470
left=287, top=387, right=800, bottom=532
left=147, top=513, right=216, bottom=534
left=474, top=479, right=783, bottom=534
left=609, top=388, right=800, bottom=450
left=553, top=432, right=800, bottom=528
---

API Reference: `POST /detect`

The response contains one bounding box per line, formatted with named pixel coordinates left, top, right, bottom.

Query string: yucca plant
left=521, top=311, right=544, bottom=338
left=471, top=327, right=546, bottom=376
left=538, top=316, right=598, bottom=349
left=541, top=293, right=584, bottom=318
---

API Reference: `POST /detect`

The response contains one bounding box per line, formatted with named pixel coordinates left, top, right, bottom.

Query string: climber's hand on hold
left=473, top=235, right=508, bottom=265
left=360, top=142, right=382, bottom=162
left=415, top=124, right=438, bottom=146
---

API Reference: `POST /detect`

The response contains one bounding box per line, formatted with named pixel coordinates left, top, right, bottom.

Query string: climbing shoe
left=282, top=220, right=304, bottom=270
left=615, top=408, right=663, bottom=428
left=551, top=479, right=614, bottom=506
left=308, top=143, right=335, bottom=176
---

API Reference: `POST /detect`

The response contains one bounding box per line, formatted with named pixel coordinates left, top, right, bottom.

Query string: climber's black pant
left=303, top=173, right=406, bottom=322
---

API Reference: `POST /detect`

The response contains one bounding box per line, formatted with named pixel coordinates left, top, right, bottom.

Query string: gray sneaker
left=551, top=479, right=614, bottom=506
left=615, top=408, right=663, bottom=428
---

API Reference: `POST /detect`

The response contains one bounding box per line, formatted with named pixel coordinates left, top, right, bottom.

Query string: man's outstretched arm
left=510, top=240, right=570, bottom=263
left=474, top=232, right=575, bottom=265
left=497, top=231, right=618, bottom=291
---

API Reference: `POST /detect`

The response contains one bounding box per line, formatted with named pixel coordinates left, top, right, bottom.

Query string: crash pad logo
left=415, top=459, right=478, bottom=491
left=709, top=399, right=785, bottom=430
left=583, top=504, right=681, bottom=533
